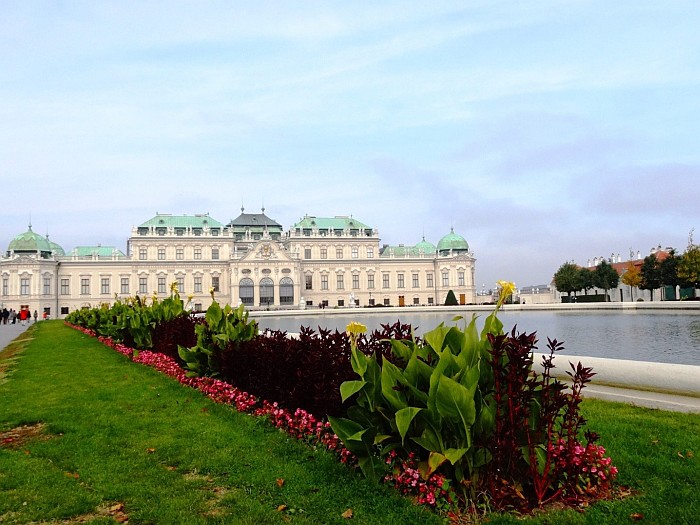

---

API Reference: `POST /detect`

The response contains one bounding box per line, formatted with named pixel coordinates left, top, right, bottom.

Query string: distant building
left=0, top=210, right=477, bottom=317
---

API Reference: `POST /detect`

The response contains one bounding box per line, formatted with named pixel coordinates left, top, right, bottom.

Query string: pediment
left=239, top=241, right=293, bottom=262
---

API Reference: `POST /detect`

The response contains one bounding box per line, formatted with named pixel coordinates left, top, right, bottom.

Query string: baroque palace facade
left=1, top=209, right=476, bottom=318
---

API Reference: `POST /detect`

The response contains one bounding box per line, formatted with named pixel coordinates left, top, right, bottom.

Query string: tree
left=593, top=260, right=620, bottom=302
left=620, top=262, right=641, bottom=301
left=553, top=262, right=581, bottom=301
left=578, top=267, right=595, bottom=295
left=678, top=244, right=700, bottom=294
left=659, top=249, right=680, bottom=300
left=640, top=254, right=661, bottom=301
left=444, top=289, right=459, bottom=306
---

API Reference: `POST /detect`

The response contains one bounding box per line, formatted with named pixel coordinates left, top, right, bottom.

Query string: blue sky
left=2, top=1, right=698, bottom=290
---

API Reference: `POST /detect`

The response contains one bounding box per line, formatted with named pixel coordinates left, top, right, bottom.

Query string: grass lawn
left=1, top=321, right=699, bottom=524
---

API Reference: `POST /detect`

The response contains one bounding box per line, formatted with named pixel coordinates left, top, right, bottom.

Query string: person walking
left=33, top=310, right=38, bottom=323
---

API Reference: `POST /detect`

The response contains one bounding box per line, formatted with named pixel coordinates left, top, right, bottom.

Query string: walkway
left=0, top=321, right=32, bottom=352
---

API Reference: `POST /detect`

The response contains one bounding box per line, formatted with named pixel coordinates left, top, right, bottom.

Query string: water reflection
left=253, top=310, right=700, bottom=366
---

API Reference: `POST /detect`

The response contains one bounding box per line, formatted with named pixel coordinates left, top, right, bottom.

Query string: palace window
left=194, top=248, right=202, bottom=260
left=336, top=274, right=344, bottom=290
left=397, top=273, right=405, bottom=288
left=352, top=274, right=360, bottom=289
left=305, top=248, right=312, bottom=259
left=427, top=273, right=434, bottom=288
left=101, top=278, right=110, bottom=295
left=139, top=277, right=148, bottom=294
left=412, top=274, right=419, bottom=288
left=139, top=248, right=147, bottom=260
left=367, top=274, right=375, bottom=289
left=336, top=248, right=343, bottom=259
left=382, top=273, right=390, bottom=289
left=211, top=276, right=220, bottom=293
left=176, top=276, right=185, bottom=293
left=321, top=275, right=328, bottom=290
left=158, top=248, right=165, bottom=260
left=20, top=278, right=30, bottom=296
left=158, top=277, right=166, bottom=294
left=239, top=278, right=254, bottom=306
left=305, top=274, right=312, bottom=290
left=279, top=277, right=294, bottom=305
left=2, top=277, right=9, bottom=296
left=176, top=248, right=184, bottom=260
left=61, top=278, right=70, bottom=295
left=43, top=276, right=51, bottom=295
left=367, top=247, right=374, bottom=258
left=442, top=272, right=449, bottom=287
left=351, top=247, right=358, bottom=259
left=121, top=277, right=129, bottom=294
left=194, top=276, right=202, bottom=293
left=212, top=247, right=219, bottom=260
left=458, top=272, right=465, bottom=286
left=259, top=277, right=273, bottom=306
left=80, top=278, right=90, bottom=295
left=320, top=248, right=327, bottom=259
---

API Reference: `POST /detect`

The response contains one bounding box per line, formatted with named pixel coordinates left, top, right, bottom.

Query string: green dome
left=414, top=237, right=436, bottom=255
left=46, top=235, right=65, bottom=256
left=437, top=228, right=469, bottom=254
left=7, top=225, right=53, bottom=254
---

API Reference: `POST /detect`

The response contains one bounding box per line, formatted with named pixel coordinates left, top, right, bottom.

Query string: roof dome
left=414, top=237, right=436, bottom=255
left=7, top=225, right=53, bottom=255
left=46, top=235, right=66, bottom=256
left=437, top=228, right=469, bottom=254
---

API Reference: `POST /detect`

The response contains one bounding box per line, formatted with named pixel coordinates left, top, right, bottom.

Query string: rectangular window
left=352, top=274, right=360, bottom=289
left=2, top=277, right=8, bottom=296
left=367, top=274, right=374, bottom=289
left=139, top=248, right=147, bottom=260
left=194, top=248, right=202, bottom=260
left=428, top=297, right=434, bottom=305
left=413, top=297, right=420, bottom=305
left=321, top=275, right=328, bottom=290
left=442, top=272, right=449, bottom=287
left=397, top=274, right=405, bottom=288
left=382, top=274, right=390, bottom=289
left=383, top=298, right=390, bottom=306
left=351, top=247, right=358, bottom=259
left=211, top=276, right=220, bottom=292
left=158, top=248, right=166, bottom=260
left=458, top=272, right=465, bottom=286
left=336, top=248, right=343, bottom=259
left=139, top=277, right=148, bottom=294
left=320, top=248, right=327, bottom=259
left=176, top=276, right=185, bottom=293
left=101, top=278, right=110, bottom=295
left=158, top=277, right=166, bottom=294
left=61, top=306, right=69, bottom=315
left=305, top=274, right=312, bottom=290
left=20, top=278, right=30, bottom=296
left=412, top=274, right=419, bottom=288
left=121, top=277, right=129, bottom=294
left=81, top=278, right=90, bottom=295
left=176, top=248, right=184, bottom=260
left=337, top=274, right=344, bottom=290
left=194, top=303, right=202, bottom=312
left=212, top=247, right=219, bottom=260
left=367, top=247, right=374, bottom=258
left=194, top=276, right=202, bottom=293
left=43, top=277, right=51, bottom=295
left=338, top=299, right=345, bottom=307
left=427, top=273, right=434, bottom=288
left=61, top=278, right=69, bottom=295
left=304, top=248, right=312, bottom=259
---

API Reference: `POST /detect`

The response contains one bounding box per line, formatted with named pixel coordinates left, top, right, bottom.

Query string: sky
left=2, top=1, right=699, bottom=291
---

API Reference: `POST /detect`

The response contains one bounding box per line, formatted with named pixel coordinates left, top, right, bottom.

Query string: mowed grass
left=1, top=321, right=699, bottom=524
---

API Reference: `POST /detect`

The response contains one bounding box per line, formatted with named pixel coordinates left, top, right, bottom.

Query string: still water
left=252, top=310, right=700, bottom=366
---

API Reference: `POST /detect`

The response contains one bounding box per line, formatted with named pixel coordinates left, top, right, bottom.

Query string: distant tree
left=640, top=254, right=662, bottom=301
left=659, top=249, right=680, bottom=299
left=444, top=289, right=459, bottom=306
left=593, top=260, right=620, bottom=302
left=678, top=241, right=700, bottom=295
left=620, top=262, right=641, bottom=301
left=553, top=262, right=581, bottom=301
left=578, top=267, right=595, bottom=295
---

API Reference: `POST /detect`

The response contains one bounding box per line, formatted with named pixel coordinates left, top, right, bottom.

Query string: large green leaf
left=435, top=375, right=477, bottom=442
left=389, top=339, right=413, bottom=362
left=340, top=380, right=366, bottom=402
left=350, top=346, right=369, bottom=376
left=395, top=406, right=422, bottom=444
left=423, top=323, right=448, bottom=353
left=381, top=360, right=408, bottom=411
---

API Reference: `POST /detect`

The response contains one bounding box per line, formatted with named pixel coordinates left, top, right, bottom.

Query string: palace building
left=1, top=209, right=476, bottom=318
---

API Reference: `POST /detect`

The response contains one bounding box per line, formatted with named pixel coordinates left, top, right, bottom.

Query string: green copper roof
left=68, top=246, right=125, bottom=257
left=292, top=215, right=372, bottom=231
left=7, top=225, right=53, bottom=253
left=437, top=229, right=469, bottom=252
left=415, top=237, right=437, bottom=255
left=46, top=235, right=66, bottom=256
left=138, top=213, right=224, bottom=229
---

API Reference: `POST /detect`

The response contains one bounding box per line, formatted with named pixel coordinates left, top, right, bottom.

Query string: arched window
left=279, top=277, right=294, bottom=305
left=259, top=277, right=274, bottom=307
left=239, top=278, right=254, bottom=306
